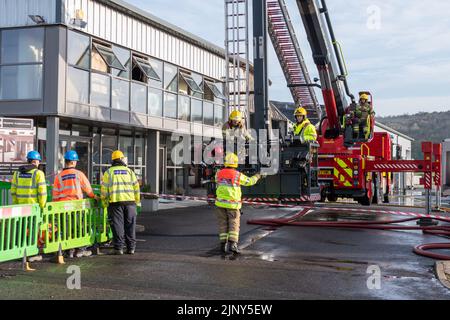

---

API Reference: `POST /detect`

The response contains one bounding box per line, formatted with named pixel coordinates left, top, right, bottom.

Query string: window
left=164, top=92, right=177, bottom=119
left=203, top=101, right=214, bottom=126
left=135, top=135, right=145, bottom=166
left=92, top=42, right=125, bottom=71
left=131, top=82, right=147, bottom=114
left=149, top=58, right=163, bottom=88
left=0, top=65, right=43, bottom=100
left=113, top=46, right=130, bottom=79
left=119, top=134, right=134, bottom=165
left=67, top=66, right=89, bottom=104
left=191, top=98, right=203, bottom=123
left=148, top=87, right=163, bottom=117
left=178, top=95, right=190, bottom=121
left=112, top=78, right=129, bottom=110
left=132, top=56, right=160, bottom=83
left=67, top=30, right=90, bottom=69
left=191, top=73, right=203, bottom=99
left=1, top=28, right=44, bottom=64
left=204, top=81, right=226, bottom=101
left=179, top=72, right=203, bottom=96
left=91, top=72, right=110, bottom=107
left=214, top=105, right=226, bottom=127
left=164, top=63, right=178, bottom=92
left=101, top=129, right=118, bottom=164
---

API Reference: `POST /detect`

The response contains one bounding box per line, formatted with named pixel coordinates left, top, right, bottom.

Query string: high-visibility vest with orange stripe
left=215, top=168, right=259, bottom=210
left=52, top=168, right=95, bottom=201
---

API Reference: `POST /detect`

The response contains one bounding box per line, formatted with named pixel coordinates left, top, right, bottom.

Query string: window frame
left=92, top=42, right=126, bottom=72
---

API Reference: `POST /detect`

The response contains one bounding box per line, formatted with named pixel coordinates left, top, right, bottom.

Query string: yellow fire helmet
left=359, top=93, right=370, bottom=101
left=294, top=107, right=307, bottom=116
left=224, top=152, right=239, bottom=168
left=229, top=110, right=243, bottom=122
left=111, top=150, right=125, bottom=161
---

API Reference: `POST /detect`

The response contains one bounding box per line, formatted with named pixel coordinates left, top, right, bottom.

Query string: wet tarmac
left=1, top=202, right=450, bottom=300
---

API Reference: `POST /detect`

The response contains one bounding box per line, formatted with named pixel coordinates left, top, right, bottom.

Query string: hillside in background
left=378, top=111, right=450, bottom=159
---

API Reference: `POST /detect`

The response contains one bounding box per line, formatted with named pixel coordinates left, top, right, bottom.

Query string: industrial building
left=0, top=0, right=232, bottom=195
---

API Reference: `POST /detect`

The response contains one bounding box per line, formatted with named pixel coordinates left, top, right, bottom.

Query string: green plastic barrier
left=0, top=204, right=41, bottom=263
left=0, top=181, right=11, bottom=206
left=40, top=199, right=100, bottom=254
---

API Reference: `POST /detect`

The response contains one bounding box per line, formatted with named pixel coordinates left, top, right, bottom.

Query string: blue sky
left=127, top=0, right=450, bottom=116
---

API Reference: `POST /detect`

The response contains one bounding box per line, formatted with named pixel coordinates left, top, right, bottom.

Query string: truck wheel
left=327, top=194, right=338, bottom=202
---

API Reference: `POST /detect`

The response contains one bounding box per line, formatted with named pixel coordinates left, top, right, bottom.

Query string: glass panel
left=101, top=130, right=117, bottom=164
left=149, top=58, right=163, bottom=88
left=93, top=132, right=101, bottom=165
left=164, top=92, right=177, bottom=119
left=164, top=63, right=178, bottom=92
left=91, top=72, right=110, bottom=107
left=134, top=57, right=160, bottom=81
left=203, top=101, right=214, bottom=126
left=0, top=65, right=43, bottom=100
left=178, top=95, right=190, bottom=121
left=113, top=46, right=130, bottom=79
left=191, top=73, right=203, bottom=99
left=1, top=28, right=44, bottom=64
left=66, top=67, right=89, bottom=104
left=67, top=30, right=90, bottom=69
left=71, top=124, right=90, bottom=137
left=205, top=81, right=227, bottom=100
left=93, top=43, right=125, bottom=70
left=135, top=135, right=144, bottom=166
left=111, top=78, right=130, bottom=110
left=214, top=104, right=225, bottom=127
left=118, top=135, right=134, bottom=165
left=148, top=87, right=163, bottom=117
left=131, top=82, right=147, bottom=114
left=191, top=98, right=203, bottom=123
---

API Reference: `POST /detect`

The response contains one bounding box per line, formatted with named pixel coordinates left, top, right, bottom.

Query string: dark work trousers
left=108, top=204, right=137, bottom=250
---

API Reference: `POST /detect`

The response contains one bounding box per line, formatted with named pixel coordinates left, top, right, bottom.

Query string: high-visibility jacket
left=101, top=165, right=140, bottom=207
left=11, top=166, right=47, bottom=208
left=52, top=168, right=95, bottom=202
left=293, top=119, right=317, bottom=142
left=215, top=168, right=259, bottom=210
left=222, top=122, right=253, bottom=141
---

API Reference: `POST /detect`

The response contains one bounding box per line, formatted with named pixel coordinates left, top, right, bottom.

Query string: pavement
left=1, top=201, right=450, bottom=300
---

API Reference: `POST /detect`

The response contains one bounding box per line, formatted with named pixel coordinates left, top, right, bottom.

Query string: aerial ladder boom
left=295, top=0, right=354, bottom=138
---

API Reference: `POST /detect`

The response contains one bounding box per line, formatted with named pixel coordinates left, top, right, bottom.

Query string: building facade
left=0, top=0, right=231, bottom=194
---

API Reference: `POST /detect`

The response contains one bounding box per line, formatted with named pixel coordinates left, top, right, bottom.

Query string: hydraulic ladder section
left=225, top=0, right=250, bottom=123
left=267, top=0, right=321, bottom=122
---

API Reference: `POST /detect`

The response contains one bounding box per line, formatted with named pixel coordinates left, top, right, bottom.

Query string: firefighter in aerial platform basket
left=291, top=106, right=317, bottom=143
left=214, top=152, right=263, bottom=256
left=222, top=110, right=253, bottom=160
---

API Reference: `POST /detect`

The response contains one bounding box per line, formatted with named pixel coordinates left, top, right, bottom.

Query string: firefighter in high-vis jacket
left=11, top=150, right=47, bottom=209
left=53, top=150, right=97, bottom=258
left=101, top=150, right=141, bottom=255
left=214, top=152, right=261, bottom=255
left=356, top=93, right=374, bottom=139
left=292, top=106, right=317, bottom=143
left=222, top=110, right=253, bottom=142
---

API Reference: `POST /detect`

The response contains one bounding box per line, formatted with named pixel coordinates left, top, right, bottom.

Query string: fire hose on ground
left=247, top=208, right=450, bottom=260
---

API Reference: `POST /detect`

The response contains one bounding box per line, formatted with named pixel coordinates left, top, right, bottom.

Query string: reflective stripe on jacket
left=11, top=168, right=47, bottom=208
left=293, top=119, right=317, bottom=142
left=214, top=168, right=259, bottom=210
left=52, top=168, right=95, bottom=201
left=101, top=165, right=140, bottom=207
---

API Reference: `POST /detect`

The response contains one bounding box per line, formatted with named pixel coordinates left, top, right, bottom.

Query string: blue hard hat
left=64, top=150, right=79, bottom=161
left=27, top=151, right=42, bottom=161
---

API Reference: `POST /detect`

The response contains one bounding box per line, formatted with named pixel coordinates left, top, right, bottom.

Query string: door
left=59, top=135, right=92, bottom=180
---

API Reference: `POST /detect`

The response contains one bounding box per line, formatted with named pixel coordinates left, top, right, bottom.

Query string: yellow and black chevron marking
left=333, top=157, right=354, bottom=187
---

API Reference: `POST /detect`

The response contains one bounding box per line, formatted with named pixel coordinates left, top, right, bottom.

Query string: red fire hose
left=247, top=209, right=450, bottom=260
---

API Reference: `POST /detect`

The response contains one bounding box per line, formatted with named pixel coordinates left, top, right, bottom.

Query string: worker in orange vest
left=52, top=150, right=97, bottom=258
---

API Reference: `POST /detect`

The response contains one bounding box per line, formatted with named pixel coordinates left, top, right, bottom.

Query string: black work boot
left=229, top=241, right=240, bottom=254
left=220, top=242, right=228, bottom=254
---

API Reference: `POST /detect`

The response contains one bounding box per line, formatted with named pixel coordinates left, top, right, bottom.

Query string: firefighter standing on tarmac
left=214, top=152, right=262, bottom=255
left=101, top=150, right=141, bottom=255
left=52, top=150, right=97, bottom=258
left=11, top=150, right=47, bottom=263
left=292, top=106, right=317, bottom=143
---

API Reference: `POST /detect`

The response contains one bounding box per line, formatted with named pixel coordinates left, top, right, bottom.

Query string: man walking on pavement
left=214, top=152, right=262, bottom=256
left=11, top=150, right=47, bottom=262
left=101, top=150, right=141, bottom=255
left=52, top=150, right=97, bottom=258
